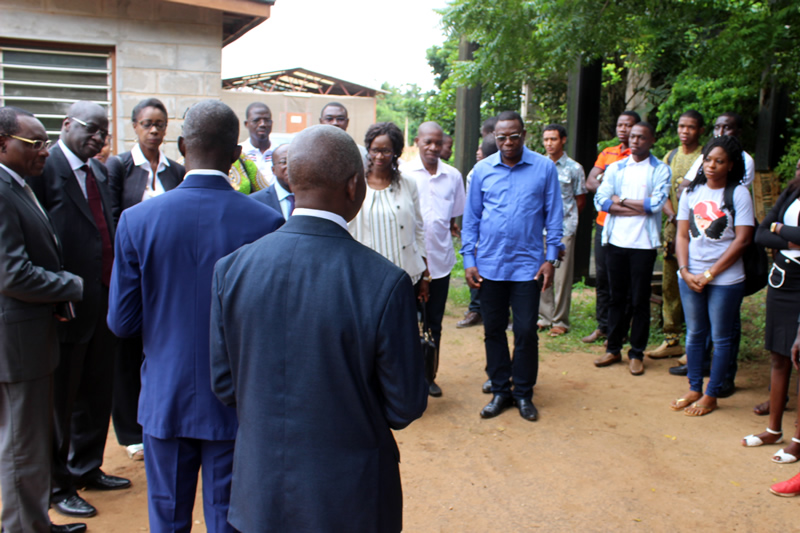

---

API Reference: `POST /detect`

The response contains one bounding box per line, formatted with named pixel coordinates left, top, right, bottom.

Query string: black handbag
left=724, top=185, right=768, bottom=296
left=419, top=306, right=438, bottom=385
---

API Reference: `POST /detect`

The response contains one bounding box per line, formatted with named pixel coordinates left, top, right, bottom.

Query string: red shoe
left=770, top=472, right=800, bottom=497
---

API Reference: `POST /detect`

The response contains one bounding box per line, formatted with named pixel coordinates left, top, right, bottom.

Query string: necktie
left=82, top=165, right=114, bottom=286
left=22, top=182, right=46, bottom=216
left=287, top=194, right=295, bottom=217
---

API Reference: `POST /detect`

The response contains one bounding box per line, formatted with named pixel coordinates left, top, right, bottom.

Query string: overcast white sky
left=222, top=0, right=451, bottom=91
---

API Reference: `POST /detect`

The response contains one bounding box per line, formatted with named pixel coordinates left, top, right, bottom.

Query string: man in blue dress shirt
left=461, top=111, right=563, bottom=421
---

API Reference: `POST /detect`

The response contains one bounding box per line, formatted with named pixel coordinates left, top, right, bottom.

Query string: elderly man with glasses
left=461, top=110, right=564, bottom=422
left=28, top=101, right=131, bottom=520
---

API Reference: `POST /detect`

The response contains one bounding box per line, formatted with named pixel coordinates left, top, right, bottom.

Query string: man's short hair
left=320, top=102, right=348, bottom=118
left=680, top=109, right=705, bottom=129
left=718, top=111, right=743, bottom=130
left=481, top=116, right=498, bottom=137
left=543, top=124, right=567, bottom=140
left=480, top=138, right=499, bottom=159
left=620, top=110, right=641, bottom=123
left=496, top=111, right=525, bottom=130
left=634, top=121, right=656, bottom=137
left=289, top=125, right=362, bottom=192
left=245, top=102, right=269, bottom=121
left=183, top=100, right=239, bottom=155
left=0, top=106, right=33, bottom=136
left=131, top=98, right=168, bottom=123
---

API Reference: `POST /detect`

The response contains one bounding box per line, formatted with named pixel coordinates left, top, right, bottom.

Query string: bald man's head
left=179, top=100, right=241, bottom=172
left=289, top=125, right=365, bottom=220
left=289, top=125, right=363, bottom=192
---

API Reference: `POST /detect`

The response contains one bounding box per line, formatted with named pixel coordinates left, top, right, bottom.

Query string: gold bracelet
left=771, top=222, right=778, bottom=233
left=703, top=270, right=714, bottom=281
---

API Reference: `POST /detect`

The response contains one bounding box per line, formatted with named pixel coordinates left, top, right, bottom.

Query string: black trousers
left=480, top=278, right=540, bottom=401
left=52, top=288, right=117, bottom=501
left=594, top=223, right=610, bottom=333
left=418, top=275, right=449, bottom=380
left=605, top=245, right=657, bottom=360
left=111, top=336, right=144, bottom=446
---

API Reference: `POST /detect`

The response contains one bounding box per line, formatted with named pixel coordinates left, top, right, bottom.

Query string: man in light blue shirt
left=461, top=111, right=563, bottom=422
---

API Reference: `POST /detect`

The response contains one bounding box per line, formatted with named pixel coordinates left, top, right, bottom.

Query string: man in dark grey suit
left=0, top=107, right=85, bottom=533
left=28, top=101, right=130, bottom=518
left=210, top=125, right=428, bottom=532
left=250, top=143, right=292, bottom=220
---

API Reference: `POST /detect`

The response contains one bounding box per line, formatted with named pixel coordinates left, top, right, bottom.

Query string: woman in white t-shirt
left=670, top=135, right=754, bottom=416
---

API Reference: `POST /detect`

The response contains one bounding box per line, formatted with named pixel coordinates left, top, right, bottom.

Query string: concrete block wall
left=0, top=0, right=225, bottom=159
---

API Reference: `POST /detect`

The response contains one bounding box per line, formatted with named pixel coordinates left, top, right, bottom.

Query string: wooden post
left=566, top=58, right=602, bottom=284
left=453, top=37, right=481, bottom=180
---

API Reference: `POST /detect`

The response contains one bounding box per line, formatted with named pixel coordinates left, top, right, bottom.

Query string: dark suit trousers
left=0, top=374, right=53, bottom=533
left=52, top=287, right=116, bottom=500
left=143, top=434, right=237, bottom=533
left=605, top=245, right=657, bottom=360
left=481, top=278, right=540, bottom=401
left=111, top=336, right=143, bottom=446
left=419, top=275, right=449, bottom=379
left=594, top=223, right=610, bottom=333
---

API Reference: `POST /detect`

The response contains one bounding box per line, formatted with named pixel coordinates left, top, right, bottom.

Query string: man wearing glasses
left=28, top=101, right=130, bottom=519
left=240, top=102, right=275, bottom=184
left=461, top=111, right=563, bottom=422
left=0, top=106, right=86, bottom=533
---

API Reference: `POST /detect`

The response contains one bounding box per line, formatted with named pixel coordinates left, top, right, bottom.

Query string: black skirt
left=766, top=254, right=800, bottom=357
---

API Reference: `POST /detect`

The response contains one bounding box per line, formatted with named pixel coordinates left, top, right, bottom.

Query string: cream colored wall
left=0, top=0, right=225, bottom=159
left=221, top=91, right=377, bottom=147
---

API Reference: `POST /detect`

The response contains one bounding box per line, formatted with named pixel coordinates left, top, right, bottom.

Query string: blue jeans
left=679, top=279, right=745, bottom=397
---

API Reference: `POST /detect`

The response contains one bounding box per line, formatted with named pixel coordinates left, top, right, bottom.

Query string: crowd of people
left=0, top=93, right=799, bottom=532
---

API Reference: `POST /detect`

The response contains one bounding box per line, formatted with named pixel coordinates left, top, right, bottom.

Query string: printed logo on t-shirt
left=689, top=200, right=728, bottom=240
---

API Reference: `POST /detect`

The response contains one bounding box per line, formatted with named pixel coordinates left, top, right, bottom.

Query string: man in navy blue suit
left=107, top=100, right=283, bottom=533
left=210, top=125, right=428, bottom=532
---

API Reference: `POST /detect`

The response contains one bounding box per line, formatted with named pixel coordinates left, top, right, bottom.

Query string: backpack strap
left=667, top=148, right=679, bottom=166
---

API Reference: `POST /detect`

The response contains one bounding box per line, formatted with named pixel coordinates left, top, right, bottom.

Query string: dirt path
left=52, top=308, right=798, bottom=532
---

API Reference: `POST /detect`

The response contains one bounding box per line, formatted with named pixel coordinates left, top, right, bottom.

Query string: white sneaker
left=126, top=443, right=144, bottom=461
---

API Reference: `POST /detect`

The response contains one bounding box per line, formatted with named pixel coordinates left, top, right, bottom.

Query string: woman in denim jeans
left=670, top=136, right=754, bottom=416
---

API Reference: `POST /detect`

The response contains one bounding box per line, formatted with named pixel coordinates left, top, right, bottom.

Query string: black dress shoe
left=480, top=395, right=513, bottom=419
left=482, top=379, right=491, bottom=394
left=52, top=494, right=97, bottom=518
left=78, top=471, right=131, bottom=491
left=517, top=399, right=538, bottom=421
left=668, top=364, right=710, bottom=377
left=52, top=523, right=87, bottom=533
left=428, top=382, right=442, bottom=397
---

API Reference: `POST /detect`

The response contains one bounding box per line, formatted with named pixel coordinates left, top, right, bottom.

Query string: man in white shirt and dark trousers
left=239, top=102, right=274, bottom=185
left=593, top=122, right=672, bottom=376
left=403, top=121, right=465, bottom=397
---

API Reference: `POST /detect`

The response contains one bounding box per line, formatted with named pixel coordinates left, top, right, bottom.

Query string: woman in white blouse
left=349, top=121, right=429, bottom=301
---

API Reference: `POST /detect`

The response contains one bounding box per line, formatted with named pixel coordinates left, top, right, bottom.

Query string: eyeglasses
left=137, top=120, right=167, bottom=131
left=70, top=116, right=109, bottom=140
left=7, top=135, right=53, bottom=151
left=495, top=133, right=523, bottom=144
left=368, top=148, right=394, bottom=157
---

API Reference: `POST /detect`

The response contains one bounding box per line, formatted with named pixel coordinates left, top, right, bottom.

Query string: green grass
left=447, top=241, right=769, bottom=362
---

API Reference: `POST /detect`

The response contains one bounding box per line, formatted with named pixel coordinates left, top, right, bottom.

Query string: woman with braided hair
left=669, top=135, right=754, bottom=416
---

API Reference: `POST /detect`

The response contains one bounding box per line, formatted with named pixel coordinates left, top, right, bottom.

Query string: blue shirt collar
left=489, top=146, right=536, bottom=168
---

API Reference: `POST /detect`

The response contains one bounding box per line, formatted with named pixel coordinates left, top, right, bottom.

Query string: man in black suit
left=28, top=101, right=130, bottom=518
left=0, top=106, right=86, bottom=532
left=210, top=125, right=428, bottom=532
left=250, top=143, right=292, bottom=219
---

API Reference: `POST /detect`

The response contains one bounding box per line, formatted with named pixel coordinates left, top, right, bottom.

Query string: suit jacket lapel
left=51, top=146, right=96, bottom=226
left=0, top=169, right=62, bottom=255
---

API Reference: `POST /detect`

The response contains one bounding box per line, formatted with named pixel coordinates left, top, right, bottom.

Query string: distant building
left=0, top=0, right=272, bottom=158
left=222, top=68, right=383, bottom=147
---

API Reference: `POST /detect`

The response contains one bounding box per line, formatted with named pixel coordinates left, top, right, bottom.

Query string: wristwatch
left=546, top=259, right=561, bottom=269
left=619, top=197, right=627, bottom=206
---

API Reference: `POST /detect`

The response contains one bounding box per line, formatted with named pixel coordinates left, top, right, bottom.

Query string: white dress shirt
left=58, top=139, right=89, bottom=198
left=293, top=208, right=348, bottom=231
left=273, top=179, right=294, bottom=220
left=402, top=157, right=465, bottom=279
left=131, top=144, right=170, bottom=202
